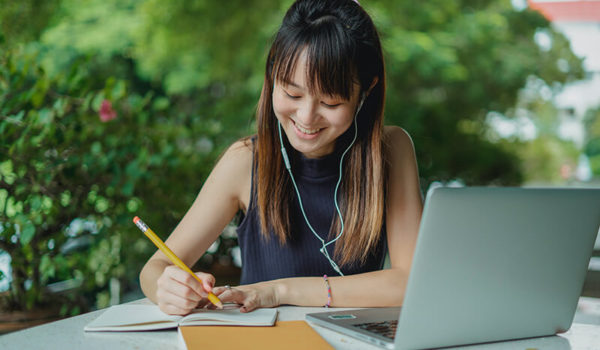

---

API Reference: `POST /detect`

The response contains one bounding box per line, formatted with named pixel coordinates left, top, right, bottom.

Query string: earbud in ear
left=355, top=93, right=367, bottom=117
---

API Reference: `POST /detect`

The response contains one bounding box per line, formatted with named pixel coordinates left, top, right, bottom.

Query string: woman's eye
left=322, top=102, right=342, bottom=108
left=284, top=91, right=301, bottom=99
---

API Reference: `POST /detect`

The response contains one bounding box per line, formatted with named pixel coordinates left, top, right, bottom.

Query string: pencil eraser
left=133, top=216, right=140, bottom=224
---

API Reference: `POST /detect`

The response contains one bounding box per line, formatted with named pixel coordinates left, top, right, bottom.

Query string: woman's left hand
left=212, top=283, right=280, bottom=312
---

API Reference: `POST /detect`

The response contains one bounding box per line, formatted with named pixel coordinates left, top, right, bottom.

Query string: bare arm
left=216, top=127, right=423, bottom=310
left=139, top=139, right=252, bottom=314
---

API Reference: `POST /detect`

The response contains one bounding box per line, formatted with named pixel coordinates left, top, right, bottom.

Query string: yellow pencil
left=133, top=216, right=223, bottom=309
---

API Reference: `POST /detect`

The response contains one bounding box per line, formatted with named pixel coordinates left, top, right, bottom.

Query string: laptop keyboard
left=353, top=320, right=398, bottom=340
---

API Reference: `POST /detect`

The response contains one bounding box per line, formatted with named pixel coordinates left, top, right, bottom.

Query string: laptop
left=306, top=187, right=600, bottom=349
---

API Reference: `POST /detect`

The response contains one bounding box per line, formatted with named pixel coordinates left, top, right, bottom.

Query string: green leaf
left=6, top=197, right=22, bottom=217
left=39, top=254, right=56, bottom=283
left=95, top=198, right=109, bottom=213
left=0, top=159, right=14, bottom=177
left=29, top=195, right=42, bottom=211
left=60, top=191, right=71, bottom=207
left=0, top=189, right=8, bottom=213
left=126, top=198, right=140, bottom=212
left=121, top=181, right=134, bottom=197
left=20, top=222, right=35, bottom=245
left=53, top=98, right=67, bottom=117
left=37, top=108, right=54, bottom=125
left=91, top=141, right=102, bottom=155
left=92, top=92, right=105, bottom=111
left=112, top=80, right=126, bottom=99
left=152, top=96, right=170, bottom=110
left=41, top=196, right=53, bottom=212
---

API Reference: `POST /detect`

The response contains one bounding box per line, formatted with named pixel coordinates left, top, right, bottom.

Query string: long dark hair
left=255, top=0, right=386, bottom=267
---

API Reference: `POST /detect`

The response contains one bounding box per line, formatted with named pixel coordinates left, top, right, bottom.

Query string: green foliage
left=584, top=106, right=600, bottom=176
left=369, top=0, right=583, bottom=186
left=38, top=0, right=281, bottom=135
left=0, top=44, right=223, bottom=311
left=494, top=76, right=582, bottom=183
left=0, top=0, right=60, bottom=47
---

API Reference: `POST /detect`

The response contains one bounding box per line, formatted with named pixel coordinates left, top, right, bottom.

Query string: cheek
left=272, top=94, right=293, bottom=118
left=327, top=109, right=355, bottom=129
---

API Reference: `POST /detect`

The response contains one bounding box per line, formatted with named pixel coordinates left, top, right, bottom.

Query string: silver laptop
left=306, top=187, right=600, bottom=349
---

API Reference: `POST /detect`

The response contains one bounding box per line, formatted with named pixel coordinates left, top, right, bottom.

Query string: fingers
left=157, top=279, right=272, bottom=315
left=213, top=287, right=243, bottom=304
left=157, top=296, right=197, bottom=316
left=156, top=266, right=217, bottom=315
left=165, top=266, right=215, bottom=296
left=216, top=287, right=258, bottom=313
left=212, top=286, right=230, bottom=296
left=240, top=298, right=259, bottom=313
left=158, top=304, right=189, bottom=316
left=156, top=280, right=200, bottom=314
left=195, top=271, right=216, bottom=293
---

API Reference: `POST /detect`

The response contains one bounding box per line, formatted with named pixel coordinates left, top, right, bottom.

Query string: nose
left=295, top=100, right=319, bottom=126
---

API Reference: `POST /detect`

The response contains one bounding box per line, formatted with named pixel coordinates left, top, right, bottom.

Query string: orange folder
left=179, top=320, right=333, bottom=349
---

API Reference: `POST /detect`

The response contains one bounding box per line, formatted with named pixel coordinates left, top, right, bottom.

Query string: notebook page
left=84, top=305, right=182, bottom=331
left=180, top=308, right=278, bottom=326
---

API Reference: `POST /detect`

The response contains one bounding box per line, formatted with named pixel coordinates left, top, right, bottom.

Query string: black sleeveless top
left=236, top=135, right=387, bottom=285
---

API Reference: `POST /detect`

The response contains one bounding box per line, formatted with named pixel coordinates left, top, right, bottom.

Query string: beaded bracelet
left=323, top=274, right=332, bottom=308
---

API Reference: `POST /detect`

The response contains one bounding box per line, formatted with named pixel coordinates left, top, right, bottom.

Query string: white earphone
left=277, top=92, right=366, bottom=276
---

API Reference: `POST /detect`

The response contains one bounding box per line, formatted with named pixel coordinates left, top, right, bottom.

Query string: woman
left=140, top=0, right=423, bottom=315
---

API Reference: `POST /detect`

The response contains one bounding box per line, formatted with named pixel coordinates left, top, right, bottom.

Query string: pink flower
left=99, top=100, right=117, bottom=122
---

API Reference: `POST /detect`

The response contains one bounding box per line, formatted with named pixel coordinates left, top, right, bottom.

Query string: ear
left=358, top=77, right=378, bottom=106
left=366, top=76, right=379, bottom=96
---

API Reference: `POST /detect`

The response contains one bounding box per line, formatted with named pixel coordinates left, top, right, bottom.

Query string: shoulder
left=383, top=125, right=412, bottom=142
left=383, top=125, right=416, bottom=160
left=209, top=137, right=254, bottom=205
left=209, top=138, right=252, bottom=199
left=382, top=125, right=419, bottom=184
left=219, top=137, right=253, bottom=168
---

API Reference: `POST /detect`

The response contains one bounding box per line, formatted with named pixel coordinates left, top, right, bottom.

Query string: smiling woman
left=139, top=0, right=423, bottom=316
left=272, top=50, right=364, bottom=158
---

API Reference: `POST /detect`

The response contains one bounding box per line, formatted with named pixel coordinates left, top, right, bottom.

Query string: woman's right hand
left=155, top=265, right=216, bottom=315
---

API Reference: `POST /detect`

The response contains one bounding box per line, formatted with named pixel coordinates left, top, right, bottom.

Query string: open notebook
left=84, top=304, right=278, bottom=332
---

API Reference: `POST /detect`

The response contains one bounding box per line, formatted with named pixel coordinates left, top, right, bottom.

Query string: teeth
left=295, top=123, right=320, bottom=134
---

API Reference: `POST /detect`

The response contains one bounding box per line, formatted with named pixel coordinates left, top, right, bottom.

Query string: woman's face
left=272, top=51, right=361, bottom=159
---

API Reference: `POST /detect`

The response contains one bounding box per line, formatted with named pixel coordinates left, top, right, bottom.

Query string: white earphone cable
left=277, top=96, right=364, bottom=276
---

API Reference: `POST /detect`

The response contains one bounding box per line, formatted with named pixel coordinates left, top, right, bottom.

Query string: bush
left=0, top=44, right=225, bottom=312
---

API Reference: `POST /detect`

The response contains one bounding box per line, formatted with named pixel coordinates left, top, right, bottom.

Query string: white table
left=1, top=298, right=599, bottom=350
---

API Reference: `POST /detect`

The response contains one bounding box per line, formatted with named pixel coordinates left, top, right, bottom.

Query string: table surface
left=1, top=298, right=600, bottom=350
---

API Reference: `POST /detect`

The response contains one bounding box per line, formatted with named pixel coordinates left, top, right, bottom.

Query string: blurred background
left=1, top=0, right=599, bottom=332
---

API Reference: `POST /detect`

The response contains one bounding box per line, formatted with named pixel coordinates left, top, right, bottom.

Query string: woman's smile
left=272, top=50, right=360, bottom=158
left=292, top=120, right=323, bottom=139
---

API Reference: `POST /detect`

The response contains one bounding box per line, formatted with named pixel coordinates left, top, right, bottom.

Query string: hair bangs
left=272, top=40, right=303, bottom=91
left=272, top=15, right=358, bottom=100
